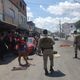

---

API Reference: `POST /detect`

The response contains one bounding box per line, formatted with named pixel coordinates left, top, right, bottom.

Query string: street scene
left=0, top=0, right=80, bottom=80
left=0, top=39, right=80, bottom=80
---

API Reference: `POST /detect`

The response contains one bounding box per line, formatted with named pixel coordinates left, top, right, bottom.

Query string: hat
left=43, top=29, right=48, bottom=34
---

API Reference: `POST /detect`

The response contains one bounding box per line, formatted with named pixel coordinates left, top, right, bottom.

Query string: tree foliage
left=75, top=20, right=80, bottom=29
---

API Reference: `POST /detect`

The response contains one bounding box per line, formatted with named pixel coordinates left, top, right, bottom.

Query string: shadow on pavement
left=73, top=57, right=80, bottom=60
left=11, top=65, right=29, bottom=71
left=0, top=54, right=17, bottom=65
left=11, top=67, right=27, bottom=71
left=27, top=57, right=33, bottom=60
left=47, top=70, right=65, bottom=77
left=77, top=57, right=80, bottom=60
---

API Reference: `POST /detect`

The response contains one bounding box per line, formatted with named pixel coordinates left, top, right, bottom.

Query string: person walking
left=38, top=29, right=55, bottom=75
left=16, top=34, right=29, bottom=66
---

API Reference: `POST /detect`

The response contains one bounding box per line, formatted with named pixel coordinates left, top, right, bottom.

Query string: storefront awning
left=16, top=27, right=29, bottom=33
left=0, top=21, right=17, bottom=31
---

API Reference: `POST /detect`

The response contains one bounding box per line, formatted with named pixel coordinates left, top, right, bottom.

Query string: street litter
left=11, top=66, right=27, bottom=71
left=60, top=44, right=71, bottom=47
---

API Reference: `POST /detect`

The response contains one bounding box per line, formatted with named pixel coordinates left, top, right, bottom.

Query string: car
left=54, top=36, right=60, bottom=41
left=27, top=37, right=37, bottom=55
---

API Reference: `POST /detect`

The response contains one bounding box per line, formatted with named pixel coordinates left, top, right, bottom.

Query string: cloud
left=27, top=1, right=80, bottom=32
left=40, top=5, right=46, bottom=11
left=70, top=11, right=80, bottom=17
left=40, top=1, right=80, bottom=16
left=27, top=7, right=33, bottom=20
left=34, top=16, right=80, bottom=32
left=34, top=17, right=58, bottom=32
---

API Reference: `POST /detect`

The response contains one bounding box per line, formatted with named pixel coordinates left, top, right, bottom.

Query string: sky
left=24, top=0, right=80, bottom=32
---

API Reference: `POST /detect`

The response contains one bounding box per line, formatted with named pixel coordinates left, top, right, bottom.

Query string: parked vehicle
left=54, top=36, right=60, bottom=41
left=27, top=37, right=37, bottom=55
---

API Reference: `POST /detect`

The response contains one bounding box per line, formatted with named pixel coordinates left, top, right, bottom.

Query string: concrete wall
left=3, top=0, right=18, bottom=26
left=0, top=0, right=3, bottom=21
left=10, top=0, right=26, bottom=16
left=18, top=11, right=27, bottom=29
left=1, top=0, right=27, bottom=29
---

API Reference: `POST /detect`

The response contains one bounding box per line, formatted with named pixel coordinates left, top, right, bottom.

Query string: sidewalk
left=68, top=36, right=74, bottom=42
left=0, top=40, right=80, bottom=80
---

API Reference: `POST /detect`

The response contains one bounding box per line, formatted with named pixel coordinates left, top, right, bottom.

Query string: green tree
left=75, top=20, right=80, bottom=29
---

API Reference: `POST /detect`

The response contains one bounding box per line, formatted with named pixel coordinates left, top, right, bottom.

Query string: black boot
left=74, top=50, right=77, bottom=58
left=44, top=69, right=48, bottom=75
left=75, top=53, right=77, bottom=58
left=50, top=66, right=54, bottom=73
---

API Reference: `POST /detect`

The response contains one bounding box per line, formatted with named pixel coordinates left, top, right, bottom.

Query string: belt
left=42, top=48, right=53, bottom=49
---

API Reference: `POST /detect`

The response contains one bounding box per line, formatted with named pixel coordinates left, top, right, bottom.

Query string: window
left=20, top=1, right=22, bottom=8
left=9, top=8, right=15, bottom=19
left=19, top=15, right=23, bottom=24
left=23, top=5, right=25, bottom=10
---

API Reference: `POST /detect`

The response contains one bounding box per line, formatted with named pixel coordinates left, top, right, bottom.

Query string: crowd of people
left=0, top=29, right=55, bottom=75
left=0, top=31, right=40, bottom=66
left=1, top=29, right=80, bottom=76
left=0, top=31, right=17, bottom=61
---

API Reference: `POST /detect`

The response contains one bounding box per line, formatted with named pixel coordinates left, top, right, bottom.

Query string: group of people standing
left=1, top=29, right=80, bottom=76
left=0, top=29, right=56, bottom=75
left=38, top=29, right=80, bottom=75
left=0, top=31, right=29, bottom=66
left=0, top=32, right=16, bottom=61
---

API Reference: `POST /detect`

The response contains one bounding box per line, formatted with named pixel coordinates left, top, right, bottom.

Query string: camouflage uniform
left=38, top=36, right=55, bottom=74
left=74, top=34, right=80, bottom=58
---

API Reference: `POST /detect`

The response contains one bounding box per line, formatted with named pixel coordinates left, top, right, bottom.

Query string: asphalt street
left=0, top=40, right=80, bottom=80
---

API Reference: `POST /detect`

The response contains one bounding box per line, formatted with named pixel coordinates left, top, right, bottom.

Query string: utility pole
left=59, top=20, right=62, bottom=38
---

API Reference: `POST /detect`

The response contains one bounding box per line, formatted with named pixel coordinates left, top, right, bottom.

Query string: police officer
left=74, top=30, right=80, bottom=58
left=38, top=29, right=55, bottom=75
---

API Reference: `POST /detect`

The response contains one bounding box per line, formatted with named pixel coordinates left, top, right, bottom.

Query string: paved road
left=0, top=40, right=80, bottom=80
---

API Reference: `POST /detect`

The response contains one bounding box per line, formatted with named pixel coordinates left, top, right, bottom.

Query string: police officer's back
left=38, top=29, right=55, bottom=75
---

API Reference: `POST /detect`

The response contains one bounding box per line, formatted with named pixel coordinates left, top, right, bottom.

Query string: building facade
left=27, top=21, right=35, bottom=31
left=62, top=23, right=76, bottom=36
left=0, top=0, right=27, bottom=29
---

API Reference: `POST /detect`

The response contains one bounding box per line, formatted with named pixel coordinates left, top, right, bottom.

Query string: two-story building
left=0, top=0, right=27, bottom=31
left=62, top=23, right=76, bottom=36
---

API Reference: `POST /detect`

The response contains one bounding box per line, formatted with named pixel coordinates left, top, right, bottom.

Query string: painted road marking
left=54, top=53, right=60, bottom=58
left=60, top=44, right=73, bottom=47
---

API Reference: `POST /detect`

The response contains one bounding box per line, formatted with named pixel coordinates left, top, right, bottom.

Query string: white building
left=62, top=23, right=76, bottom=36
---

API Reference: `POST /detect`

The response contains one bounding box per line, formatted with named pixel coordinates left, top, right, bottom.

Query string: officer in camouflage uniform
left=74, top=31, right=80, bottom=58
left=38, top=29, right=55, bottom=75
